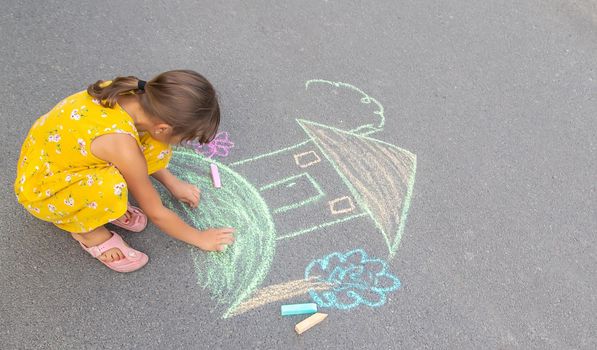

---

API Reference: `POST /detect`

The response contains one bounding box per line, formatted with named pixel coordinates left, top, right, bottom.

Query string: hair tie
left=137, top=80, right=146, bottom=91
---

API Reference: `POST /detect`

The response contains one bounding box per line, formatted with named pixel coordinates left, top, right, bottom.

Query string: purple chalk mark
left=210, top=163, right=222, bottom=188
left=185, top=131, right=235, bottom=159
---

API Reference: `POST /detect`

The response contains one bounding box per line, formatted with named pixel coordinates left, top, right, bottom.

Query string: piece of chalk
left=281, top=303, right=317, bottom=316
left=295, top=313, right=328, bottom=335
left=210, top=163, right=221, bottom=188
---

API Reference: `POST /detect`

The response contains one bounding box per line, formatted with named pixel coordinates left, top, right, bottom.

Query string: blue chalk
left=281, top=303, right=318, bottom=316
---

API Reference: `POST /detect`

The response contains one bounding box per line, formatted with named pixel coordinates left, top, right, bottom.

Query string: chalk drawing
left=294, top=118, right=417, bottom=259
left=158, top=80, right=415, bottom=318
left=183, top=131, right=234, bottom=158
left=305, top=249, right=401, bottom=310
left=305, top=79, right=386, bottom=136
left=227, top=277, right=333, bottom=318
left=259, top=173, right=325, bottom=214
left=294, top=150, right=322, bottom=168
left=276, top=212, right=369, bottom=241
left=328, top=196, right=356, bottom=215
left=230, top=119, right=416, bottom=258
left=155, top=148, right=275, bottom=318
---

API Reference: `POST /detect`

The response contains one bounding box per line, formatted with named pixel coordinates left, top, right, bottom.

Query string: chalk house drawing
left=156, top=80, right=416, bottom=318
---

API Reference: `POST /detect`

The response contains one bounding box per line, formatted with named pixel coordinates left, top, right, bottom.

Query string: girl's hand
left=169, top=179, right=201, bottom=208
left=98, top=140, right=227, bottom=249
left=193, top=227, right=235, bottom=251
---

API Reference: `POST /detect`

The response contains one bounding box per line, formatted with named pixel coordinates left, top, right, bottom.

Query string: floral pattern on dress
left=14, top=89, right=172, bottom=233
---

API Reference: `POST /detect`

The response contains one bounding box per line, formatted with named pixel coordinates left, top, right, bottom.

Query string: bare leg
left=71, top=226, right=129, bottom=262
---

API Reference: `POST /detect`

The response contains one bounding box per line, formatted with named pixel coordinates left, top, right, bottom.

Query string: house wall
left=229, top=140, right=365, bottom=241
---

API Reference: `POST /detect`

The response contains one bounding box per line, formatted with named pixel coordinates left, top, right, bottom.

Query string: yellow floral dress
left=14, top=88, right=172, bottom=233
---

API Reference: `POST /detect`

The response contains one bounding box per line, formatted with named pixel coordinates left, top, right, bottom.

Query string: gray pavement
left=1, top=0, right=596, bottom=349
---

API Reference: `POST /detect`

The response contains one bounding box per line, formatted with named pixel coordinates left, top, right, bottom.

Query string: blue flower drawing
left=304, top=249, right=401, bottom=310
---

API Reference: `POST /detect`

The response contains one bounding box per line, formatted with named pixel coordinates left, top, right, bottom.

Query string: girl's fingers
left=219, top=237, right=234, bottom=245
left=219, top=233, right=235, bottom=241
left=187, top=198, right=197, bottom=207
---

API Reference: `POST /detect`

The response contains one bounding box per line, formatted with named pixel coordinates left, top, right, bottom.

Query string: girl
left=14, top=70, right=235, bottom=273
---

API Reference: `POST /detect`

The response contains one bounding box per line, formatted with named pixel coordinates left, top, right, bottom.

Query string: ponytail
left=87, top=76, right=143, bottom=108
left=86, top=70, right=220, bottom=144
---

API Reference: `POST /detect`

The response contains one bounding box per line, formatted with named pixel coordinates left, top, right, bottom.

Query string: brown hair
left=87, top=70, right=220, bottom=144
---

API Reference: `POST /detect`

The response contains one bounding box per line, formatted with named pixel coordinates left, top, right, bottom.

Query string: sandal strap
left=95, top=231, right=125, bottom=253
left=84, top=232, right=121, bottom=258
left=97, top=231, right=142, bottom=260
left=110, top=204, right=147, bottom=230
left=78, top=230, right=148, bottom=272
left=84, top=232, right=140, bottom=261
left=112, top=204, right=142, bottom=222
left=127, top=204, right=143, bottom=215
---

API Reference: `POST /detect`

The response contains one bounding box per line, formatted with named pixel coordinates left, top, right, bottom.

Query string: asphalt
left=1, top=0, right=596, bottom=349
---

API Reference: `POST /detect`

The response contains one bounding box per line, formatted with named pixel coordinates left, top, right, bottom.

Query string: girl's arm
left=151, top=168, right=200, bottom=208
left=151, top=168, right=179, bottom=189
left=91, top=134, right=234, bottom=251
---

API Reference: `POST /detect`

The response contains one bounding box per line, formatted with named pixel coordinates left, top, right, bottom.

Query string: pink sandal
left=79, top=231, right=148, bottom=272
left=110, top=204, right=147, bottom=232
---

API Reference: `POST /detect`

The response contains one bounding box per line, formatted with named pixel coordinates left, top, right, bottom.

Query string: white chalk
left=210, top=163, right=221, bottom=188
left=295, top=313, right=328, bottom=335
